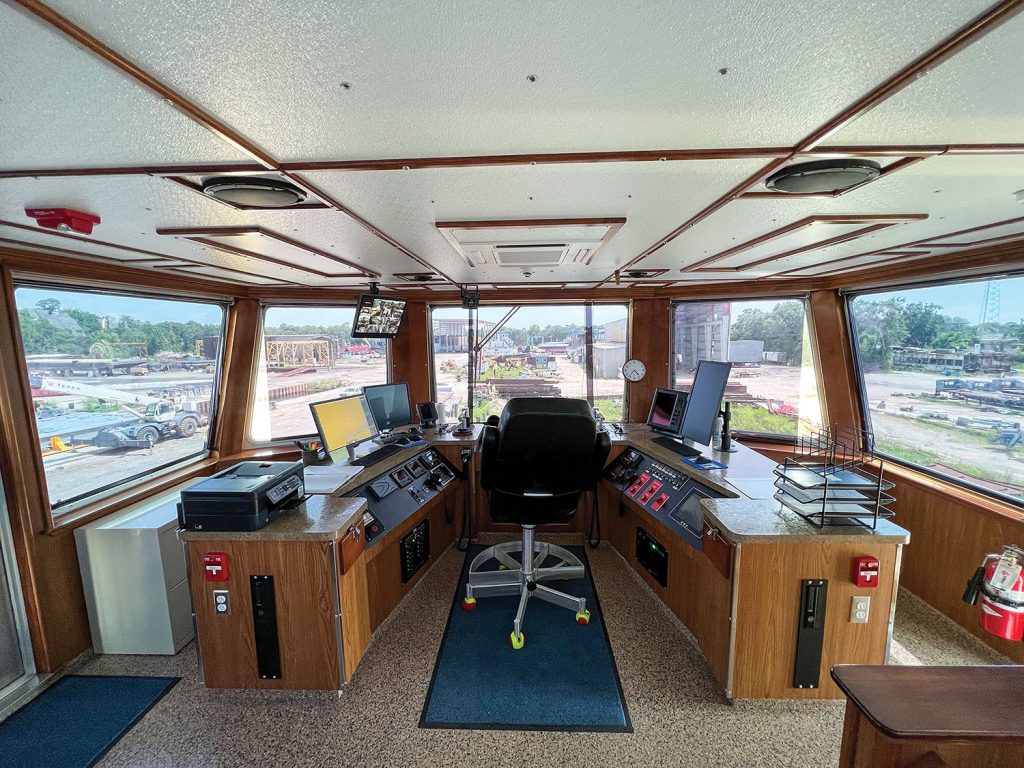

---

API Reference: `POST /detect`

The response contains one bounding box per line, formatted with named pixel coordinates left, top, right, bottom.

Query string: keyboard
left=350, top=443, right=404, bottom=467
left=652, top=435, right=703, bottom=458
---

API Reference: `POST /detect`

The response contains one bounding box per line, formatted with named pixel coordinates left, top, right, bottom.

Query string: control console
left=605, top=448, right=723, bottom=550
left=348, top=448, right=460, bottom=549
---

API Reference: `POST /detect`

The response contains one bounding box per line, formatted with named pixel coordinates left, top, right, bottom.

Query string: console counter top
left=179, top=495, right=367, bottom=543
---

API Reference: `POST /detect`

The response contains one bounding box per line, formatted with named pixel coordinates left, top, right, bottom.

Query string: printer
left=178, top=461, right=305, bottom=532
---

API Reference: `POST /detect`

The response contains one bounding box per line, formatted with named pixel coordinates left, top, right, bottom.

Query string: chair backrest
left=480, top=397, right=610, bottom=524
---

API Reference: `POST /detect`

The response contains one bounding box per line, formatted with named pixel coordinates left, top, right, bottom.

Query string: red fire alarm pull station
left=203, top=552, right=229, bottom=582
left=24, top=207, right=101, bottom=235
left=852, top=556, right=880, bottom=588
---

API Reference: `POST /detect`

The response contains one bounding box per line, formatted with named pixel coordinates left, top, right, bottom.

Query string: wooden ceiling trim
left=683, top=214, right=927, bottom=272
left=0, top=218, right=177, bottom=261
left=155, top=226, right=378, bottom=279
left=0, top=163, right=268, bottom=180
left=609, top=0, right=1024, bottom=283
left=156, top=264, right=290, bottom=285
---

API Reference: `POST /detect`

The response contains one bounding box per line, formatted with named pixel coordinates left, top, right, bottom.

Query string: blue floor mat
left=0, top=674, right=179, bottom=768
left=420, top=544, right=631, bottom=732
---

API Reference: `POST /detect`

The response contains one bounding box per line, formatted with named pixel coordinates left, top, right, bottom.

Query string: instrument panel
left=349, top=448, right=460, bottom=547
left=605, top=448, right=723, bottom=550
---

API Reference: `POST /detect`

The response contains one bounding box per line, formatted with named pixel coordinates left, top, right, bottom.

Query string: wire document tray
left=773, top=425, right=895, bottom=529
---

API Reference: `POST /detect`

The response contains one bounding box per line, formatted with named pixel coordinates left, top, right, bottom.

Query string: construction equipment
left=30, top=375, right=208, bottom=449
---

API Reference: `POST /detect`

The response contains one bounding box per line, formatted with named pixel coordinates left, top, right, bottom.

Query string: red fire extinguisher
left=963, top=544, right=1024, bottom=642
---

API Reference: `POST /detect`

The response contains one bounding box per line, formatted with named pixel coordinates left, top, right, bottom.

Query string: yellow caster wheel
left=508, top=631, right=525, bottom=650
left=461, top=597, right=477, bottom=612
left=498, top=564, right=508, bottom=571
left=575, top=610, right=591, bottom=625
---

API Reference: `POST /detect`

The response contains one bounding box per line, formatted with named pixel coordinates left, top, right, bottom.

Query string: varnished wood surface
left=212, top=298, right=262, bottom=457
left=186, top=539, right=341, bottom=690
left=733, top=540, right=899, bottom=699
left=626, top=299, right=670, bottom=422
left=338, top=547, right=371, bottom=683
left=808, top=289, right=863, bottom=431
left=390, top=300, right=431, bottom=407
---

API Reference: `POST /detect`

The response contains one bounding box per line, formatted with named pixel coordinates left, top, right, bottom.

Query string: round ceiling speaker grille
left=201, top=176, right=307, bottom=208
left=765, top=159, right=882, bottom=194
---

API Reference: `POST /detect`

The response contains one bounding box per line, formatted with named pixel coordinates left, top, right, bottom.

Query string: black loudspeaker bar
left=793, top=578, right=827, bottom=689
left=250, top=575, right=281, bottom=680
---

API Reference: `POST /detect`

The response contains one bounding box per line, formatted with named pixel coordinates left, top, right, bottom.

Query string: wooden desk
left=832, top=665, right=1024, bottom=767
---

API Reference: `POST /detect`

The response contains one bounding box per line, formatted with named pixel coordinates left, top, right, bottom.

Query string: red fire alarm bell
left=203, top=552, right=229, bottom=582
left=24, top=207, right=101, bottom=235
left=852, top=556, right=879, bottom=588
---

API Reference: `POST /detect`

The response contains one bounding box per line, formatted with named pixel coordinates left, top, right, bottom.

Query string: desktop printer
left=177, top=461, right=305, bottom=532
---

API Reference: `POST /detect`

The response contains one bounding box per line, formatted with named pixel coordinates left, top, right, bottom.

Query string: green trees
left=729, top=302, right=806, bottom=364
left=851, top=297, right=980, bottom=370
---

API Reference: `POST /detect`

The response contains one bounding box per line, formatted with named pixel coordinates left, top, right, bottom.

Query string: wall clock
left=621, top=359, right=646, bottom=382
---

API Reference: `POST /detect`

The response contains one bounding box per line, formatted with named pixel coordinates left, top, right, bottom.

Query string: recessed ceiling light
left=765, top=159, right=882, bottom=194
left=201, top=177, right=307, bottom=208
left=527, top=74, right=537, bottom=83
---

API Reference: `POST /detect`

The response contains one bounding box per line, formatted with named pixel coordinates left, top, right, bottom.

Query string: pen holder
left=301, top=450, right=322, bottom=466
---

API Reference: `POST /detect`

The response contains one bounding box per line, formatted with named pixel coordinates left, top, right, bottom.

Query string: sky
left=15, top=287, right=224, bottom=325
left=855, top=277, right=1024, bottom=324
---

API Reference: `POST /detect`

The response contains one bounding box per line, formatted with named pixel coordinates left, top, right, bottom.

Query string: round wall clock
left=621, top=359, right=646, bottom=382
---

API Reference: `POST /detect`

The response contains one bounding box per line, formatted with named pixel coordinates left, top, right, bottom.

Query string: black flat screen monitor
left=362, top=382, right=413, bottom=432
left=351, top=294, right=407, bottom=339
left=310, top=394, right=379, bottom=459
left=679, top=360, right=733, bottom=446
left=646, top=388, right=688, bottom=435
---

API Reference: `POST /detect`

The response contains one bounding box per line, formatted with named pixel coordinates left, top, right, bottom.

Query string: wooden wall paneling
left=185, top=539, right=340, bottom=689
left=0, top=265, right=91, bottom=671
left=212, top=297, right=263, bottom=457
left=732, top=540, right=899, bottom=699
left=627, top=298, right=671, bottom=422
left=391, top=301, right=431, bottom=405
left=807, top=290, right=863, bottom=431
left=886, top=470, right=1024, bottom=663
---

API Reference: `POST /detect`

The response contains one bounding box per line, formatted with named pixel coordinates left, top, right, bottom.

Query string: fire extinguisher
left=963, top=544, right=1024, bottom=642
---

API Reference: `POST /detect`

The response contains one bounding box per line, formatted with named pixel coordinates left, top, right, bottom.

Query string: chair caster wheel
left=461, top=597, right=477, bottom=612
left=508, top=631, right=525, bottom=650
left=498, top=564, right=508, bottom=570
left=575, top=610, right=591, bottom=625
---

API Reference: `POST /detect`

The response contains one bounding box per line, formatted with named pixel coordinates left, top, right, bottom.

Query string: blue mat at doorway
left=420, top=544, right=631, bottom=732
left=0, top=674, right=179, bottom=768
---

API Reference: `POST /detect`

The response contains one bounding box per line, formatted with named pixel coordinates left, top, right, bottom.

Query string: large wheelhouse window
left=13, top=283, right=227, bottom=513
left=430, top=304, right=628, bottom=423
left=671, top=298, right=822, bottom=438
left=248, top=306, right=389, bottom=442
left=848, top=278, right=1024, bottom=504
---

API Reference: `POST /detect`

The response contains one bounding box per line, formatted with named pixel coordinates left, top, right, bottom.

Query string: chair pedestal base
left=464, top=526, right=587, bottom=641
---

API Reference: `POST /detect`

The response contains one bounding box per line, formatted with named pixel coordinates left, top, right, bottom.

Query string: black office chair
left=461, top=397, right=610, bottom=649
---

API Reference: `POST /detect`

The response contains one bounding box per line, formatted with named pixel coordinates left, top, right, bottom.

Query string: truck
left=729, top=339, right=764, bottom=366
left=29, top=375, right=208, bottom=449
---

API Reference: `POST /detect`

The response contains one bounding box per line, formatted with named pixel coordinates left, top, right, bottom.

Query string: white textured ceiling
left=0, top=0, right=1022, bottom=290
left=39, top=0, right=991, bottom=159
left=0, top=5, right=252, bottom=170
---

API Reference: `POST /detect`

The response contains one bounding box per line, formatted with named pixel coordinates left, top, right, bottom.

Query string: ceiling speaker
left=201, top=177, right=307, bottom=208
left=765, top=159, right=882, bottom=194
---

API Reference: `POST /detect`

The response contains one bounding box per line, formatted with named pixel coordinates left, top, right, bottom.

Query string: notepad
left=302, top=464, right=364, bottom=494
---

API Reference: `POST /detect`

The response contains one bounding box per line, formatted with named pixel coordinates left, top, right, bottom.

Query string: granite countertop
left=701, top=498, right=911, bottom=544
left=179, top=495, right=367, bottom=542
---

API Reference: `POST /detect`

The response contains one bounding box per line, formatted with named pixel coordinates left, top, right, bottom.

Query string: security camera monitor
left=351, top=294, right=407, bottom=339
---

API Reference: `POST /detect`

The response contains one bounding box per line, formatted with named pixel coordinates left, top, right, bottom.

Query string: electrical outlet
left=213, top=589, right=230, bottom=616
left=850, top=595, right=870, bottom=624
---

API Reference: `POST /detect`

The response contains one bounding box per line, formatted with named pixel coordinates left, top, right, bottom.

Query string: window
left=671, top=299, right=822, bottom=438
left=14, top=284, right=227, bottom=512
left=430, top=304, right=628, bottom=422
left=249, top=306, right=389, bottom=442
left=848, top=278, right=1024, bottom=504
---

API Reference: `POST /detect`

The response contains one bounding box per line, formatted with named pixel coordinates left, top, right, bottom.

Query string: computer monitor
left=351, top=294, right=407, bottom=339
left=646, top=388, right=688, bottom=435
left=362, top=382, right=413, bottom=433
left=309, top=394, right=379, bottom=460
left=679, top=359, right=733, bottom=451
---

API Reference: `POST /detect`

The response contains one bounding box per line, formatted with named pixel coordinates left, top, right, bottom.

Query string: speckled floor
left=64, top=542, right=1008, bottom=768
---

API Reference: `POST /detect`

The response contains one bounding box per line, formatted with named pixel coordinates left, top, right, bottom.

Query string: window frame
left=12, top=279, right=231, bottom=517
left=427, top=301, right=630, bottom=423
left=844, top=279, right=1024, bottom=510
left=669, top=294, right=822, bottom=444
left=246, top=303, right=392, bottom=445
